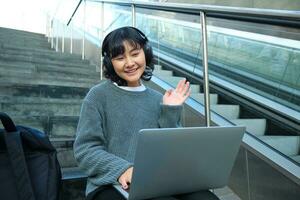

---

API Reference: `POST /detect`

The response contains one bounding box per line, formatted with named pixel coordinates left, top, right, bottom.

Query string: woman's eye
left=132, top=51, right=140, bottom=56
left=115, top=57, right=124, bottom=60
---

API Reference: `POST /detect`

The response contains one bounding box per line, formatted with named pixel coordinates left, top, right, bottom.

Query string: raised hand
left=163, top=78, right=191, bottom=106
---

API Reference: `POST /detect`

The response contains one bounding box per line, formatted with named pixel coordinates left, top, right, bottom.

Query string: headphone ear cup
left=143, top=43, right=153, bottom=68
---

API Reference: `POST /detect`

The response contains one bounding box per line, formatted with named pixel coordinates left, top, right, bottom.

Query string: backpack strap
left=0, top=112, right=17, bottom=132
left=0, top=112, right=36, bottom=200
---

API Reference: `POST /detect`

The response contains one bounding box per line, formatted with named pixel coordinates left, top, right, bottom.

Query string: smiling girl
left=74, top=26, right=219, bottom=200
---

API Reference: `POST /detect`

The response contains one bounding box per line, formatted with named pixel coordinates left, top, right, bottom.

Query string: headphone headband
left=102, top=26, right=148, bottom=57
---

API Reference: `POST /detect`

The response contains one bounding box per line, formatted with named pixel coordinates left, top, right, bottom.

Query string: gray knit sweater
left=74, top=80, right=182, bottom=196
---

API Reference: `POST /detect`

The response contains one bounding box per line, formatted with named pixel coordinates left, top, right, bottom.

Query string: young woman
left=74, top=26, right=219, bottom=200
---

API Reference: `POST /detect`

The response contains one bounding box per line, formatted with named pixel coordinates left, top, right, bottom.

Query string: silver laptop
left=114, top=126, right=245, bottom=200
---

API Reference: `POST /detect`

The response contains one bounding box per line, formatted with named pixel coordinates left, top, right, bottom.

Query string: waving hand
left=163, top=79, right=191, bottom=106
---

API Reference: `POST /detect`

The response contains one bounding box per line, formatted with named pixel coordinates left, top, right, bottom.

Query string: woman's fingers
left=175, top=78, right=186, bottom=93
left=120, top=178, right=129, bottom=189
left=175, top=78, right=190, bottom=97
left=182, top=81, right=190, bottom=96
left=118, top=167, right=133, bottom=190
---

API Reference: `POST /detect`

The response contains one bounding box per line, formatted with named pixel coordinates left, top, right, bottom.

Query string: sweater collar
left=113, top=82, right=146, bottom=92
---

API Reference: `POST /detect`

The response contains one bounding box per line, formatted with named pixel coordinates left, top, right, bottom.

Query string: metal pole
left=70, top=23, right=73, bottom=54
left=55, top=23, right=58, bottom=52
left=82, top=0, right=86, bottom=60
left=200, top=11, right=211, bottom=127
left=157, top=22, right=160, bottom=65
left=62, top=25, right=65, bottom=53
left=47, top=14, right=50, bottom=42
left=51, top=20, right=54, bottom=49
left=132, top=4, right=136, bottom=27
left=100, top=2, right=104, bottom=80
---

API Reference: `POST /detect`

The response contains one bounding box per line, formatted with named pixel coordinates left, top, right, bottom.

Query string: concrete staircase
left=153, top=64, right=300, bottom=163
left=0, top=27, right=100, bottom=171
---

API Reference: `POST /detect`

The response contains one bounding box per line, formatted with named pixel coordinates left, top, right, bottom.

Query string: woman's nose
left=125, top=56, right=134, bottom=66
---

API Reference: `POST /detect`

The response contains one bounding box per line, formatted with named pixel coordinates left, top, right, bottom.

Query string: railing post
left=55, top=22, right=58, bottom=52
left=70, top=23, right=73, bottom=54
left=82, top=0, right=86, bottom=60
left=100, top=1, right=104, bottom=80
left=46, top=14, right=50, bottom=42
left=200, top=11, right=211, bottom=127
left=132, top=4, right=136, bottom=27
left=51, top=19, right=54, bottom=49
left=62, top=25, right=65, bottom=53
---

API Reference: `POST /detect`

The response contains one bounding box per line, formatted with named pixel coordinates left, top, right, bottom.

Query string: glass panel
left=136, top=9, right=202, bottom=69
left=205, top=18, right=300, bottom=112
left=103, top=4, right=132, bottom=35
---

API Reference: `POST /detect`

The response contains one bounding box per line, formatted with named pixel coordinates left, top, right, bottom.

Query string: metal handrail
left=67, top=0, right=83, bottom=26
left=84, top=0, right=300, bottom=27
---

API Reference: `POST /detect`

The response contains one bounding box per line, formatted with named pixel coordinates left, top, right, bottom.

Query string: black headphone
left=101, top=26, right=154, bottom=85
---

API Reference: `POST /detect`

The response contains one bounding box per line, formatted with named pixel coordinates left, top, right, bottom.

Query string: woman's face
left=111, top=41, right=146, bottom=87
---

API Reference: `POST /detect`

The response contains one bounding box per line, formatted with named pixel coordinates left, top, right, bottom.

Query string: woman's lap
left=87, top=186, right=220, bottom=200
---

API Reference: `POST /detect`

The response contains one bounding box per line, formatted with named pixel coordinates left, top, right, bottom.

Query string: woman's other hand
left=163, top=79, right=191, bottom=105
left=118, top=167, right=133, bottom=190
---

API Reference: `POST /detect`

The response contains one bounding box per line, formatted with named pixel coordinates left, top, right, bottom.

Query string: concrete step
left=211, top=104, right=240, bottom=120
left=0, top=63, right=98, bottom=78
left=0, top=35, right=46, bottom=43
left=0, top=40, right=50, bottom=49
left=0, top=68, right=99, bottom=82
left=0, top=62, right=35, bottom=73
left=0, top=73, right=98, bottom=88
left=0, top=48, right=89, bottom=64
left=0, top=53, right=93, bottom=69
left=259, top=135, right=300, bottom=156
left=190, top=93, right=218, bottom=104
left=0, top=84, right=89, bottom=99
left=0, top=30, right=48, bottom=42
left=0, top=97, right=82, bottom=116
left=0, top=36, right=49, bottom=44
left=0, top=43, right=83, bottom=61
left=0, top=34, right=48, bottom=43
left=231, top=119, right=267, bottom=136
left=0, top=27, right=45, bottom=39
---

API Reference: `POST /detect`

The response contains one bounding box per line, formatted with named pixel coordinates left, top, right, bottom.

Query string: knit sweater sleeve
left=73, top=99, right=132, bottom=185
left=158, top=104, right=183, bottom=128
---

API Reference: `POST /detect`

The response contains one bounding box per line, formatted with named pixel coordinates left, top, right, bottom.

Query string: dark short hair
left=102, top=26, right=154, bottom=86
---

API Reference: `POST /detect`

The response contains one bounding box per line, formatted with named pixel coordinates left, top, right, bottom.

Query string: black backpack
left=0, top=112, right=61, bottom=200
